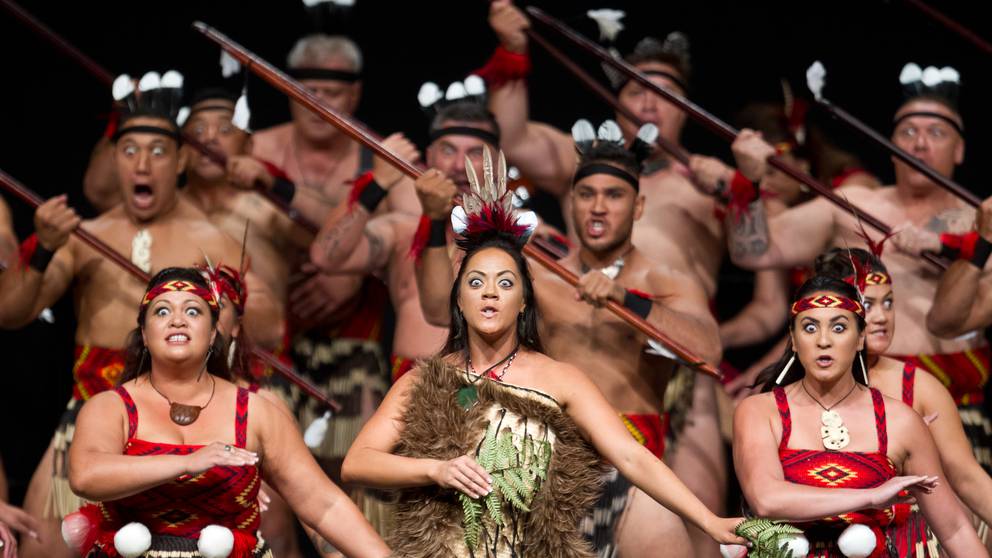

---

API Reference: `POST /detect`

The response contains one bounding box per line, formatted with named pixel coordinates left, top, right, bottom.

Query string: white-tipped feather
left=445, top=81, right=467, bottom=101
left=465, top=155, right=481, bottom=197
left=571, top=119, right=596, bottom=144
left=515, top=210, right=538, bottom=242
left=463, top=74, right=486, bottom=96
left=921, top=66, right=942, bottom=87
left=303, top=411, right=332, bottom=448
left=497, top=151, right=508, bottom=196
left=301, top=0, right=326, bottom=7
left=646, top=339, right=677, bottom=359
left=636, top=123, right=659, bottom=144
left=806, top=60, right=826, bottom=101
left=112, top=74, right=134, bottom=101
left=220, top=50, right=241, bottom=78
left=160, top=70, right=183, bottom=89
left=481, top=148, right=495, bottom=202
left=597, top=120, right=623, bottom=144
left=232, top=90, right=251, bottom=132
left=450, top=206, right=468, bottom=235
left=586, top=9, right=625, bottom=42
left=138, top=72, right=161, bottom=92
left=899, top=62, right=922, bottom=84
left=417, top=82, right=442, bottom=108
left=939, top=66, right=960, bottom=83
left=176, top=106, right=191, bottom=127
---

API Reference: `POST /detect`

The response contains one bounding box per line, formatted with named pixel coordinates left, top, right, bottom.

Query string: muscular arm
left=645, top=266, right=722, bottom=366
left=258, top=395, right=390, bottom=558
left=719, top=269, right=789, bottom=349
left=310, top=201, right=394, bottom=276
left=415, top=245, right=455, bottom=327
left=926, top=259, right=992, bottom=338
left=914, top=372, right=992, bottom=527
left=728, top=197, right=837, bottom=270
left=0, top=241, right=74, bottom=328
left=83, top=137, right=122, bottom=213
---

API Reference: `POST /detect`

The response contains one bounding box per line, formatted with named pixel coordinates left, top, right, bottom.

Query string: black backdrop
left=1, top=0, right=989, bottom=505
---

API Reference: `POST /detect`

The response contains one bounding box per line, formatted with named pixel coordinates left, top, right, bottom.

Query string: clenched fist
left=489, top=0, right=529, bottom=53
left=34, top=195, right=80, bottom=251
left=373, top=132, right=421, bottom=189
left=731, top=129, right=775, bottom=182
left=415, top=169, right=458, bottom=220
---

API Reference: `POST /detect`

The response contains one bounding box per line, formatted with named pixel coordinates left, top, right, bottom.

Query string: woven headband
left=791, top=294, right=864, bottom=318
left=141, top=279, right=219, bottom=312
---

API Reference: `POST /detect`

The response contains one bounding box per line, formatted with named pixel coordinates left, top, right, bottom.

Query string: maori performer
left=733, top=274, right=987, bottom=557
left=725, top=63, right=990, bottom=476
left=310, top=79, right=501, bottom=383
left=0, top=73, right=280, bottom=558
left=414, top=135, right=720, bottom=557
left=63, top=267, right=389, bottom=558
left=342, top=152, right=745, bottom=557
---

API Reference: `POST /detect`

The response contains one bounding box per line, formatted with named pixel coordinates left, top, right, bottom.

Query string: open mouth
left=480, top=305, right=498, bottom=319
left=869, top=329, right=888, bottom=338
left=586, top=219, right=606, bottom=239
left=133, top=183, right=155, bottom=210
left=166, top=333, right=190, bottom=344
left=815, top=355, right=834, bottom=368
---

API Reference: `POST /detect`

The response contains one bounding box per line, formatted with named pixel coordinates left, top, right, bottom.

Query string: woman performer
left=815, top=247, right=992, bottom=551
left=65, top=267, right=389, bottom=557
left=734, top=274, right=987, bottom=557
left=342, top=152, right=746, bottom=557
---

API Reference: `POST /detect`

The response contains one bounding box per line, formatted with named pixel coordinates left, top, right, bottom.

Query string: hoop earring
left=775, top=353, right=797, bottom=385
left=859, top=352, right=869, bottom=385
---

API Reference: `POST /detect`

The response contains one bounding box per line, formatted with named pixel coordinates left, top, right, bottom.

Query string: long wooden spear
left=901, top=0, right=992, bottom=58
left=525, top=6, right=947, bottom=270
left=0, top=170, right=341, bottom=413
left=0, top=0, right=320, bottom=234
left=805, top=62, right=979, bottom=207
left=193, top=21, right=721, bottom=379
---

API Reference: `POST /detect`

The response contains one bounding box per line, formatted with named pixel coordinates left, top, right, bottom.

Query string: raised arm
left=0, top=196, right=77, bottom=328
left=413, top=170, right=458, bottom=327
left=256, top=395, right=390, bottom=558
left=556, top=362, right=745, bottom=545
left=732, top=394, right=928, bottom=521
left=487, top=0, right=577, bottom=197
left=83, top=137, right=123, bottom=213
left=719, top=269, right=789, bottom=350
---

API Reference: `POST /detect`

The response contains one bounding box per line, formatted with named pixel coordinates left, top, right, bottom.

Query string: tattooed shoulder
left=729, top=200, right=770, bottom=259
left=925, top=208, right=974, bottom=235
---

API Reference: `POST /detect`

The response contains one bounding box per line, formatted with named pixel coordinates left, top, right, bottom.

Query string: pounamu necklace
left=457, top=343, right=520, bottom=410
left=150, top=372, right=217, bottom=426
left=802, top=380, right=858, bottom=451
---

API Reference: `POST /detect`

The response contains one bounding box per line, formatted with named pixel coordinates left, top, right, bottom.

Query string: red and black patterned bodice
left=775, top=386, right=906, bottom=557
left=99, top=386, right=262, bottom=539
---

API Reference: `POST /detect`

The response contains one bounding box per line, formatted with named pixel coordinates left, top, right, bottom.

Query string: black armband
left=623, top=290, right=653, bottom=319
left=29, top=245, right=55, bottom=273
left=428, top=219, right=448, bottom=248
left=970, top=236, right=992, bottom=269
left=270, top=177, right=296, bottom=205
left=358, top=179, right=388, bottom=213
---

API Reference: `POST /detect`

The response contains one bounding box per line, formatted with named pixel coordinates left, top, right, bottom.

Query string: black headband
left=892, top=111, right=964, bottom=137
left=428, top=126, right=500, bottom=147
left=287, top=67, right=361, bottom=83
left=112, top=125, right=181, bottom=143
left=187, top=103, right=234, bottom=121
left=573, top=163, right=639, bottom=192
left=616, top=70, right=688, bottom=93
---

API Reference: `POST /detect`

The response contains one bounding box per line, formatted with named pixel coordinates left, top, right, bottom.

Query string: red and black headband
left=791, top=294, right=864, bottom=318
left=140, top=279, right=219, bottom=313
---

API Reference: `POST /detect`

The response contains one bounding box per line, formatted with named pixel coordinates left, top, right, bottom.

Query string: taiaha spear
left=193, top=21, right=721, bottom=379
left=900, top=0, right=992, bottom=58
left=805, top=62, right=980, bottom=208
left=524, top=6, right=947, bottom=271
left=0, top=170, right=342, bottom=414
left=0, top=0, right=320, bottom=235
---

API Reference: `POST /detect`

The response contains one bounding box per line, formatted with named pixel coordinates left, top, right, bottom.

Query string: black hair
left=429, top=101, right=501, bottom=140
left=625, top=37, right=691, bottom=88
left=753, top=275, right=869, bottom=392
left=814, top=247, right=889, bottom=280
left=189, top=87, right=239, bottom=107
left=441, top=236, right=543, bottom=357
left=577, top=141, right=642, bottom=179
left=119, top=267, right=233, bottom=385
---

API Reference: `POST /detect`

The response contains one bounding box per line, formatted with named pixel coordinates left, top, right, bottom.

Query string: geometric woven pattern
left=72, top=345, right=125, bottom=401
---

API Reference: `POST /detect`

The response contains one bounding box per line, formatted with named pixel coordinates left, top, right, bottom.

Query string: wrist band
left=623, top=290, right=653, bottom=319
left=358, top=179, right=387, bottom=213
left=938, top=232, right=963, bottom=260
left=474, top=46, right=532, bottom=89
left=270, top=177, right=296, bottom=205
left=428, top=219, right=447, bottom=247
left=29, top=245, right=54, bottom=272
left=970, top=236, right=992, bottom=269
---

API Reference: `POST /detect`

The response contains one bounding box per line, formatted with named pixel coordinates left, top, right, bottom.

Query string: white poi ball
left=837, top=523, right=877, bottom=558
left=60, top=511, right=92, bottom=550
left=779, top=534, right=810, bottom=557
left=198, top=524, right=235, bottom=558
left=719, top=543, right=748, bottom=558
left=113, top=522, right=152, bottom=558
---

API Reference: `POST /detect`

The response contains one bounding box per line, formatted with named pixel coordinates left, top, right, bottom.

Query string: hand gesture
left=227, top=156, right=275, bottom=191
left=373, top=133, right=420, bottom=190
left=891, top=225, right=940, bottom=257
left=34, top=195, right=80, bottom=251
left=429, top=455, right=493, bottom=499
left=489, top=0, right=529, bottom=53
left=575, top=270, right=626, bottom=307
left=185, top=442, right=259, bottom=476
left=731, top=129, right=775, bottom=182
left=415, top=169, right=457, bottom=220
left=869, top=475, right=938, bottom=508
left=705, top=516, right=748, bottom=546
left=687, top=155, right=734, bottom=198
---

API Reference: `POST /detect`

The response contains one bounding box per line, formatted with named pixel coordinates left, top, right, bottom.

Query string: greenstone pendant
left=457, top=385, right=478, bottom=410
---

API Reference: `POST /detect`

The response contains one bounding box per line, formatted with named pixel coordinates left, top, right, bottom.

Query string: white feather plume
left=806, top=61, right=826, bottom=101
left=899, top=62, right=922, bottom=84
left=138, top=72, right=161, bottom=92
left=417, top=82, right=443, bottom=108
left=597, top=120, right=623, bottom=144
left=586, top=9, right=625, bottom=42
left=160, top=70, right=183, bottom=89
left=636, top=123, right=659, bottom=144
left=939, top=66, right=960, bottom=84
left=220, top=50, right=241, bottom=78
left=571, top=119, right=596, bottom=144
left=445, top=81, right=467, bottom=101
left=232, top=89, right=251, bottom=132
left=450, top=206, right=468, bottom=235
left=921, top=66, right=942, bottom=87
left=176, top=106, right=191, bottom=127
left=113, top=74, right=134, bottom=101
left=463, top=74, right=486, bottom=96
left=303, top=411, right=332, bottom=448
left=515, top=210, right=538, bottom=243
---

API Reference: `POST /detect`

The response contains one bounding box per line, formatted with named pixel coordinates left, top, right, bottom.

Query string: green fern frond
left=459, top=493, right=483, bottom=549
left=734, top=518, right=803, bottom=558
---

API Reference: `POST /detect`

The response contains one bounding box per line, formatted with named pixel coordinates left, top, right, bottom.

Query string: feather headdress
left=418, top=75, right=487, bottom=115
left=450, top=148, right=537, bottom=250
left=112, top=70, right=186, bottom=134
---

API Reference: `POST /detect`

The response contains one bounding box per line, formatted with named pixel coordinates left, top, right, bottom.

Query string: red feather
left=409, top=215, right=432, bottom=261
